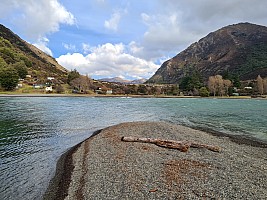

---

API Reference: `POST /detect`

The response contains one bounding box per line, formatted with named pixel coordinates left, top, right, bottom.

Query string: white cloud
left=82, top=43, right=92, bottom=54
left=128, top=41, right=143, bottom=55
left=57, top=43, right=159, bottom=79
left=104, top=11, right=122, bottom=31
left=63, top=43, right=76, bottom=51
left=137, top=0, right=267, bottom=61
left=140, top=12, right=202, bottom=61
left=33, top=37, right=53, bottom=56
left=0, top=0, right=75, bottom=55
left=24, top=0, right=74, bottom=39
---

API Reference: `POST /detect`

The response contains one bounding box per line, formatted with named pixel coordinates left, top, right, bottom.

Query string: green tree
left=0, top=47, right=15, bottom=64
left=0, top=56, right=7, bottom=69
left=232, top=75, right=241, bottom=88
left=179, top=76, right=192, bottom=91
left=222, top=69, right=230, bottom=80
left=179, top=71, right=203, bottom=91
left=0, top=67, right=19, bottom=90
left=67, top=69, right=80, bottom=84
left=10, top=61, right=28, bottom=79
left=20, top=56, right=32, bottom=67
left=0, top=37, right=12, bottom=48
left=199, top=87, right=209, bottom=97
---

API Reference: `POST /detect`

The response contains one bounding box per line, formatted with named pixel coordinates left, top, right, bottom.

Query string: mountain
left=0, top=24, right=68, bottom=81
left=129, top=78, right=147, bottom=84
left=99, top=77, right=147, bottom=84
left=99, top=77, right=130, bottom=83
left=147, top=22, right=267, bottom=84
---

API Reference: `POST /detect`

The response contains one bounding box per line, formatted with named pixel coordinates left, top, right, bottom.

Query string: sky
left=1, top=0, right=267, bottom=80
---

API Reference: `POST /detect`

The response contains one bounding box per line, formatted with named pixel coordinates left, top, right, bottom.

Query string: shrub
left=199, top=87, right=209, bottom=97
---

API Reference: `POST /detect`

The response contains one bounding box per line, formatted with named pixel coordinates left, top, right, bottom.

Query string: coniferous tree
left=0, top=67, right=19, bottom=90
left=67, top=69, right=80, bottom=84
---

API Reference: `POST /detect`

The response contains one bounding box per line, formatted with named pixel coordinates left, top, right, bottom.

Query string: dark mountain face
left=0, top=24, right=68, bottom=81
left=147, top=23, right=267, bottom=84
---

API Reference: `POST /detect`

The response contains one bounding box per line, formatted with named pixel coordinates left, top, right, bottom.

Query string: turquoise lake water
left=0, top=97, right=267, bottom=199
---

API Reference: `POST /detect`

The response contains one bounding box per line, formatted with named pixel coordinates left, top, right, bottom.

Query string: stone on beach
left=44, top=121, right=267, bottom=200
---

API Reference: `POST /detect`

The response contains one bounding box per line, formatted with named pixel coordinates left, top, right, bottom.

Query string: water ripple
left=0, top=97, right=267, bottom=199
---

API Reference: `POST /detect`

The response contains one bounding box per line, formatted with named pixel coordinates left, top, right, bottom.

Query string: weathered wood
left=190, top=142, right=221, bottom=152
left=121, top=136, right=221, bottom=152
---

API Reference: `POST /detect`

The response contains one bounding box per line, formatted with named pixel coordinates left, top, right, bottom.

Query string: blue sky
left=1, top=0, right=267, bottom=80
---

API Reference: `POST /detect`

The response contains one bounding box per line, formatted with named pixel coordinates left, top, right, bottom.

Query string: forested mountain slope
left=0, top=24, right=68, bottom=81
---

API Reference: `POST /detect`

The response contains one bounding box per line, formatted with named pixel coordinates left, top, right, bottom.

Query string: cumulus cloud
left=82, top=43, right=92, bottom=54
left=174, top=0, right=267, bottom=24
left=33, top=37, right=53, bottom=56
left=57, top=43, right=159, bottom=79
left=0, top=0, right=75, bottom=55
left=141, top=12, right=198, bottom=52
left=138, top=0, right=267, bottom=61
left=157, top=0, right=267, bottom=25
left=129, top=12, right=194, bottom=61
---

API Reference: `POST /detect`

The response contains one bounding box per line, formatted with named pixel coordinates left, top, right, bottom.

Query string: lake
left=0, top=97, right=267, bottom=200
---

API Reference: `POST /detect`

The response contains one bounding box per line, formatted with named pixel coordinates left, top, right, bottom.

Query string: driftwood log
left=121, top=136, right=221, bottom=152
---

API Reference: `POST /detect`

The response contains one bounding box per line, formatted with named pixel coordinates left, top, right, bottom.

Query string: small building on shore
left=45, top=86, right=53, bottom=92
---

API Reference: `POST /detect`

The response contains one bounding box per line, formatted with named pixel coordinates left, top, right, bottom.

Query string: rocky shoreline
left=44, top=121, right=267, bottom=199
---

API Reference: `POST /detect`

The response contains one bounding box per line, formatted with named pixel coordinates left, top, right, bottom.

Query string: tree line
left=1, top=45, right=267, bottom=97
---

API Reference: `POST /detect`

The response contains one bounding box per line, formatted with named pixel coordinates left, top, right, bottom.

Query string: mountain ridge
left=98, top=77, right=147, bottom=84
left=147, top=22, right=267, bottom=84
left=0, top=24, right=68, bottom=81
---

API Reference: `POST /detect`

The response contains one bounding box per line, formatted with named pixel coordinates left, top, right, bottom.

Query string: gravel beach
left=44, top=121, right=267, bottom=200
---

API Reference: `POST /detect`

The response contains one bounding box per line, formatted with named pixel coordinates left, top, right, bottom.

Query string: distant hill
left=147, top=22, right=267, bottom=84
left=99, top=77, right=147, bottom=84
left=129, top=78, right=147, bottom=84
left=0, top=24, right=68, bottom=81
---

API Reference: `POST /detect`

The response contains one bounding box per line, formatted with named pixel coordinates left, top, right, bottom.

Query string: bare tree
left=256, top=75, right=264, bottom=95
left=208, top=75, right=231, bottom=96
left=215, top=75, right=224, bottom=96
left=263, top=78, right=267, bottom=95
left=70, top=75, right=93, bottom=93
left=223, top=79, right=232, bottom=96
left=208, top=76, right=216, bottom=96
left=151, top=86, right=162, bottom=95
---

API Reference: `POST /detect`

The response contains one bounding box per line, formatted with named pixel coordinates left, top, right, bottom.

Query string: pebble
left=45, top=121, right=267, bottom=200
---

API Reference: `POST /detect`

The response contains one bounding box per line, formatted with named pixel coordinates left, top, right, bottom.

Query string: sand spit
left=44, top=121, right=267, bottom=199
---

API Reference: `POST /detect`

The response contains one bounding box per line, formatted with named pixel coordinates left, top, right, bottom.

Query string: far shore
left=1, top=93, right=266, bottom=99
